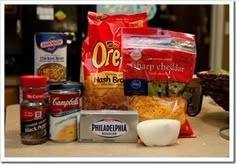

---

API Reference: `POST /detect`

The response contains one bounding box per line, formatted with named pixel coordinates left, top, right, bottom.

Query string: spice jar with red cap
left=20, top=75, right=48, bottom=145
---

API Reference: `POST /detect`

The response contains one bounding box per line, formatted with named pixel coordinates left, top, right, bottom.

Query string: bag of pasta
left=121, top=28, right=196, bottom=137
left=81, top=12, right=148, bottom=110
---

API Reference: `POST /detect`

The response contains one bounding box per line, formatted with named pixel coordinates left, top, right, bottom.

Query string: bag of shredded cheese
left=81, top=12, right=148, bottom=110
left=121, top=27, right=196, bottom=137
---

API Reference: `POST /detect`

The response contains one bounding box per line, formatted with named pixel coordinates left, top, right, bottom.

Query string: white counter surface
left=4, top=98, right=229, bottom=161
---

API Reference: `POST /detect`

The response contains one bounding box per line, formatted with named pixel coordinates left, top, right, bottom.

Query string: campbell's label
left=49, top=90, right=80, bottom=114
left=91, top=119, right=128, bottom=138
left=52, top=97, right=79, bottom=108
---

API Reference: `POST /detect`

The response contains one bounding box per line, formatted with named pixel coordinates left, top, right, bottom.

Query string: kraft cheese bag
left=121, top=27, right=196, bottom=138
left=81, top=12, right=148, bottom=110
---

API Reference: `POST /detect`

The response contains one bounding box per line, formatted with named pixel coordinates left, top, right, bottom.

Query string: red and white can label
left=49, top=90, right=80, bottom=142
left=49, top=91, right=80, bottom=114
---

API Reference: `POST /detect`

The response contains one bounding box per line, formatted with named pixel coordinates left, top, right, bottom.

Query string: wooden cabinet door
left=5, top=87, right=19, bottom=107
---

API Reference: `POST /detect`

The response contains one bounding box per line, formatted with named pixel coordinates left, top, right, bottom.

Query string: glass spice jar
left=20, top=75, right=48, bottom=145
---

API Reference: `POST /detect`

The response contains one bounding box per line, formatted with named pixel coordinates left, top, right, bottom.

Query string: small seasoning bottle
left=20, top=75, right=48, bottom=145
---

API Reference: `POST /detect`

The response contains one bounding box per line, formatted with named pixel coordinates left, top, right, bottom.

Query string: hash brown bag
left=81, top=12, right=148, bottom=110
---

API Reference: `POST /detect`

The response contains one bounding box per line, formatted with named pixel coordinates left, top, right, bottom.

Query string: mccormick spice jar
left=20, top=75, right=48, bottom=145
left=49, top=90, right=80, bottom=142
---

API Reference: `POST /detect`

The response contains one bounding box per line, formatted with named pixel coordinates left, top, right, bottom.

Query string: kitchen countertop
left=4, top=97, right=230, bottom=161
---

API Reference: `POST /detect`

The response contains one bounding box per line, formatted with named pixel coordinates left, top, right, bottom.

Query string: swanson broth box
left=34, top=33, right=67, bottom=83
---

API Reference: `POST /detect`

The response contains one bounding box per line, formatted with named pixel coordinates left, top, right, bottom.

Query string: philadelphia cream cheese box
left=78, top=110, right=138, bottom=143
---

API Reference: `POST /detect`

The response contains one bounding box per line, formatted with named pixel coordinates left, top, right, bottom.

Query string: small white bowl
left=137, top=119, right=181, bottom=146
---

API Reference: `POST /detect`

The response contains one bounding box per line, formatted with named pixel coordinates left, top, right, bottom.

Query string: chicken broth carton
left=78, top=110, right=138, bottom=143
left=34, top=33, right=67, bottom=83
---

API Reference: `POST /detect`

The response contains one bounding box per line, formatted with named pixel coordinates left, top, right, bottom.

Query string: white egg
left=137, top=119, right=181, bottom=146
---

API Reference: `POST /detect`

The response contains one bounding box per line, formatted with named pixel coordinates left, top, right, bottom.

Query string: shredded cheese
left=128, top=96, right=186, bottom=124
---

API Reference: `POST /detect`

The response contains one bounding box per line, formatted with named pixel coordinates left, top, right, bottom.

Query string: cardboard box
left=34, top=33, right=67, bottom=83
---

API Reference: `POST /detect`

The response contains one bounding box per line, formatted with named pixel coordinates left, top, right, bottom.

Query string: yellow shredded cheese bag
left=128, top=96, right=186, bottom=124
left=122, top=28, right=196, bottom=137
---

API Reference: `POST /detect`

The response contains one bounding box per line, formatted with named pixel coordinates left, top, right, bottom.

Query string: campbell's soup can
left=49, top=90, right=80, bottom=142
left=62, top=81, right=83, bottom=94
left=62, top=81, right=83, bottom=107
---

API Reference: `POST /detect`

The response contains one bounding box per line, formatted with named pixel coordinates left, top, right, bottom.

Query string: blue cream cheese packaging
left=78, top=110, right=138, bottom=143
